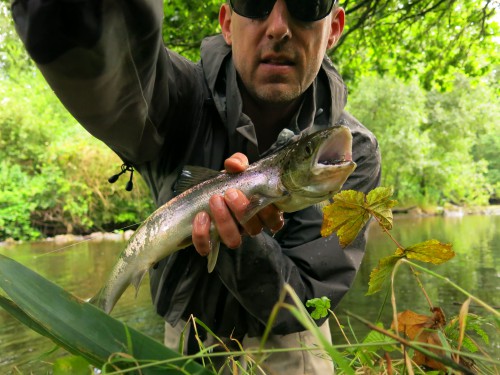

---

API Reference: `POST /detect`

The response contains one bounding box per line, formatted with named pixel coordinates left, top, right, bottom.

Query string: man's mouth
left=261, top=58, right=295, bottom=66
left=260, top=53, right=296, bottom=67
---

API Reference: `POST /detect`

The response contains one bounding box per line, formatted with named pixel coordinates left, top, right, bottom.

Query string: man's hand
left=192, top=153, right=284, bottom=256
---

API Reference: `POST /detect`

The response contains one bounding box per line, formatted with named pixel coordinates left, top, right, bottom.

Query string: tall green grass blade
left=0, top=254, right=213, bottom=374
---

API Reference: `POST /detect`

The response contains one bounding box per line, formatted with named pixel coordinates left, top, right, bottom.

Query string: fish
left=90, top=125, right=357, bottom=313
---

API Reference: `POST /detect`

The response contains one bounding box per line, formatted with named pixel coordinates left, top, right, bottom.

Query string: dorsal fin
left=174, top=166, right=221, bottom=195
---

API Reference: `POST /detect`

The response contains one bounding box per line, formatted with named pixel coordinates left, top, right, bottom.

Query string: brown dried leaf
left=392, top=308, right=448, bottom=371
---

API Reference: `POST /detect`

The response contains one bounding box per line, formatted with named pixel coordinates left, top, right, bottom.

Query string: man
left=12, top=0, right=381, bottom=373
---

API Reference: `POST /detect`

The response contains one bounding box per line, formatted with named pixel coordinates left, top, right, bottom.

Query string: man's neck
left=240, top=87, right=302, bottom=153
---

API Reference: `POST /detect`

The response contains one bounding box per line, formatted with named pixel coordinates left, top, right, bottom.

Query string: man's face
left=220, top=0, right=344, bottom=105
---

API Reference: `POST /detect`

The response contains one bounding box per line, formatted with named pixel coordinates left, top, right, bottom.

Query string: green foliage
left=162, top=0, right=221, bottom=61
left=0, top=162, right=42, bottom=240
left=347, top=74, right=499, bottom=206
left=0, top=64, right=153, bottom=240
left=306, top=296, right=331, bottom=319
left=0, top=2, right=499, bottom=240
left=53, top=356, right=93, bottom=375
left=444, top=314, right=491, bottom=354
left=334, top=0, right=500, bottom=91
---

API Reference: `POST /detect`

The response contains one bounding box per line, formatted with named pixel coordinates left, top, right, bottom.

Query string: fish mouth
left=315, top=127, right=354, bottom=170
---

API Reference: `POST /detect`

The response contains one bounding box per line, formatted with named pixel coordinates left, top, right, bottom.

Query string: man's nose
left=265, top=0, right=292, bottom=41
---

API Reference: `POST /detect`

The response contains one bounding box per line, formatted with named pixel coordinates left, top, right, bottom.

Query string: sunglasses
left=229, top=0, right=337, bottom=23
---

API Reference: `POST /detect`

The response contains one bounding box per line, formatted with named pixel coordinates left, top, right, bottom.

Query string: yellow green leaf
left=367, top=255, right=402, bottom=295
left=321, top=190, right=369, bottom=247
left=403, top=240, right=455, bottom=264
left=366, top=187, right=398, bottom=230
left=321, top=188, right=397, bottom=247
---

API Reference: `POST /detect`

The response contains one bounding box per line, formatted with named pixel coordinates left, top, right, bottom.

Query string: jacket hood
left=199, top=34, right=348, bottom=129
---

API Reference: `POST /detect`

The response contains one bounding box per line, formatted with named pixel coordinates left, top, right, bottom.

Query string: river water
left=0, top=215, right=498, bottom=373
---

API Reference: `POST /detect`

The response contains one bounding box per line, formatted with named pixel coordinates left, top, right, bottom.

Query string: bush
left=347, top=74, right=498, bottom=206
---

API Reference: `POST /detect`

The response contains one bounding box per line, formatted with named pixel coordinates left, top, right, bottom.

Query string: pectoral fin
left=207, top=227, right=220, bottom=273
left=131, top=268, right=149, bottom=298
left=241, top=194, right=284, bottom=224
left=207, top=240, right=220, bottom=273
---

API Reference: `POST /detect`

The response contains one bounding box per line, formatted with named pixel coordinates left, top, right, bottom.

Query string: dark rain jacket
left=12, top=0, right=381, bottom=338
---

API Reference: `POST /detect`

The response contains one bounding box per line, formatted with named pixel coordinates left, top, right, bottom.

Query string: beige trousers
left=164, top=320, right=334, bottom=375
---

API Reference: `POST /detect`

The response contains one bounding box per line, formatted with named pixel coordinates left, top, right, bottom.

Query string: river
left=0, top=215, right=498, bottom=373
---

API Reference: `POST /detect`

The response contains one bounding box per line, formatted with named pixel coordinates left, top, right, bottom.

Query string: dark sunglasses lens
left=287, top=0, right=335, bottom=22
left=230, top=0, right=335, bottom=22
left=230, top=0, right=276, bottom=19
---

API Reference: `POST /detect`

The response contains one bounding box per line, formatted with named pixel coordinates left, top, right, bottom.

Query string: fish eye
left=305, top=143, right=313, bottom=156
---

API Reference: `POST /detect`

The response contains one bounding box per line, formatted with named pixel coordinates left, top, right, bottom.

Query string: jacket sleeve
left=215, top=112, right=382, bottom=335
left=11, top=0, right=201, bottom=163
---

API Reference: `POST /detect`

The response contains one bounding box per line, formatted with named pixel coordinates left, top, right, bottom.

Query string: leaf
left=0, top=254, right=213, bottom=375
left=362, top=323, right=397, bottom=352
left=367, top=255, right=402, bottom=295
left=391, top=308, right=448, bottom=371
left=53, top=356, right=92, bottom=375
left=306, top=296, right=331, bottom=320
left=321, top=190, right=370, bottom=246
left=321, top=187, right=397, bottom=247
left=365, top=187, right=397, bottom=230
left=397, top=240, right=455, bottom=264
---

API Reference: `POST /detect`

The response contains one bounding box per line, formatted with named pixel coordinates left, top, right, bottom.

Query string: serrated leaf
left=306, top=296, right=331, bottom=320
left=321, top=188, right=397, bottom=247
left=402, top=240, right=455, bottom=264
left=365, top=187, right=397, bottom=230
left=362, top=323, right=397, bottom=352
left=367, top=255, right=402, bottom=295
left=321, top=190, right=370, bottom=247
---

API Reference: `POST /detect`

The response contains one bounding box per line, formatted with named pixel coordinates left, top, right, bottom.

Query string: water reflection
left=0, top=240, right=164, bottom=374
left=0, top=215, right=498, bottom=373
left=333, top=215, right=500, bottom=359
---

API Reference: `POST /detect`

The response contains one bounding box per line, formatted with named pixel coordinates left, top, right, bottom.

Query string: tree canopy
left=158, top=0, right=499, bottom=90
left=0, top=1, right=499, bottom=240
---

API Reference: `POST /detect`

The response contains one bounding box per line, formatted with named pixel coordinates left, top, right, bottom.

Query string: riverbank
left=2, top=205, right=500, bottom=247
left=394, top=204, right=500, bottom=217
left=0, top=230, right=136, bottom=247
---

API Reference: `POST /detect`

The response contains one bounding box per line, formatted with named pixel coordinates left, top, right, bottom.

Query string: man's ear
left=327, top=7, right=345, bottom=49
left=219, top=4, right=232, bottom=45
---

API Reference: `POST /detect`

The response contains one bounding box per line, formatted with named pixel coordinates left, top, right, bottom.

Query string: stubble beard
left=246, top=81, right=304, bottom=106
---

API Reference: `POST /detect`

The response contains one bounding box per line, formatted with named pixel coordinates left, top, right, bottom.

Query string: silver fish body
left=91, top=126, right=356, bottom=313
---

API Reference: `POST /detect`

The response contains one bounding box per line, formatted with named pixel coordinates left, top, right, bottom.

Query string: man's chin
left=253, top=84, right=303, bottom=104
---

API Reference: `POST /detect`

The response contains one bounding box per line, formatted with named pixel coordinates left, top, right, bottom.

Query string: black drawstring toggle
left=108, top=163, right=134, bottom=191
